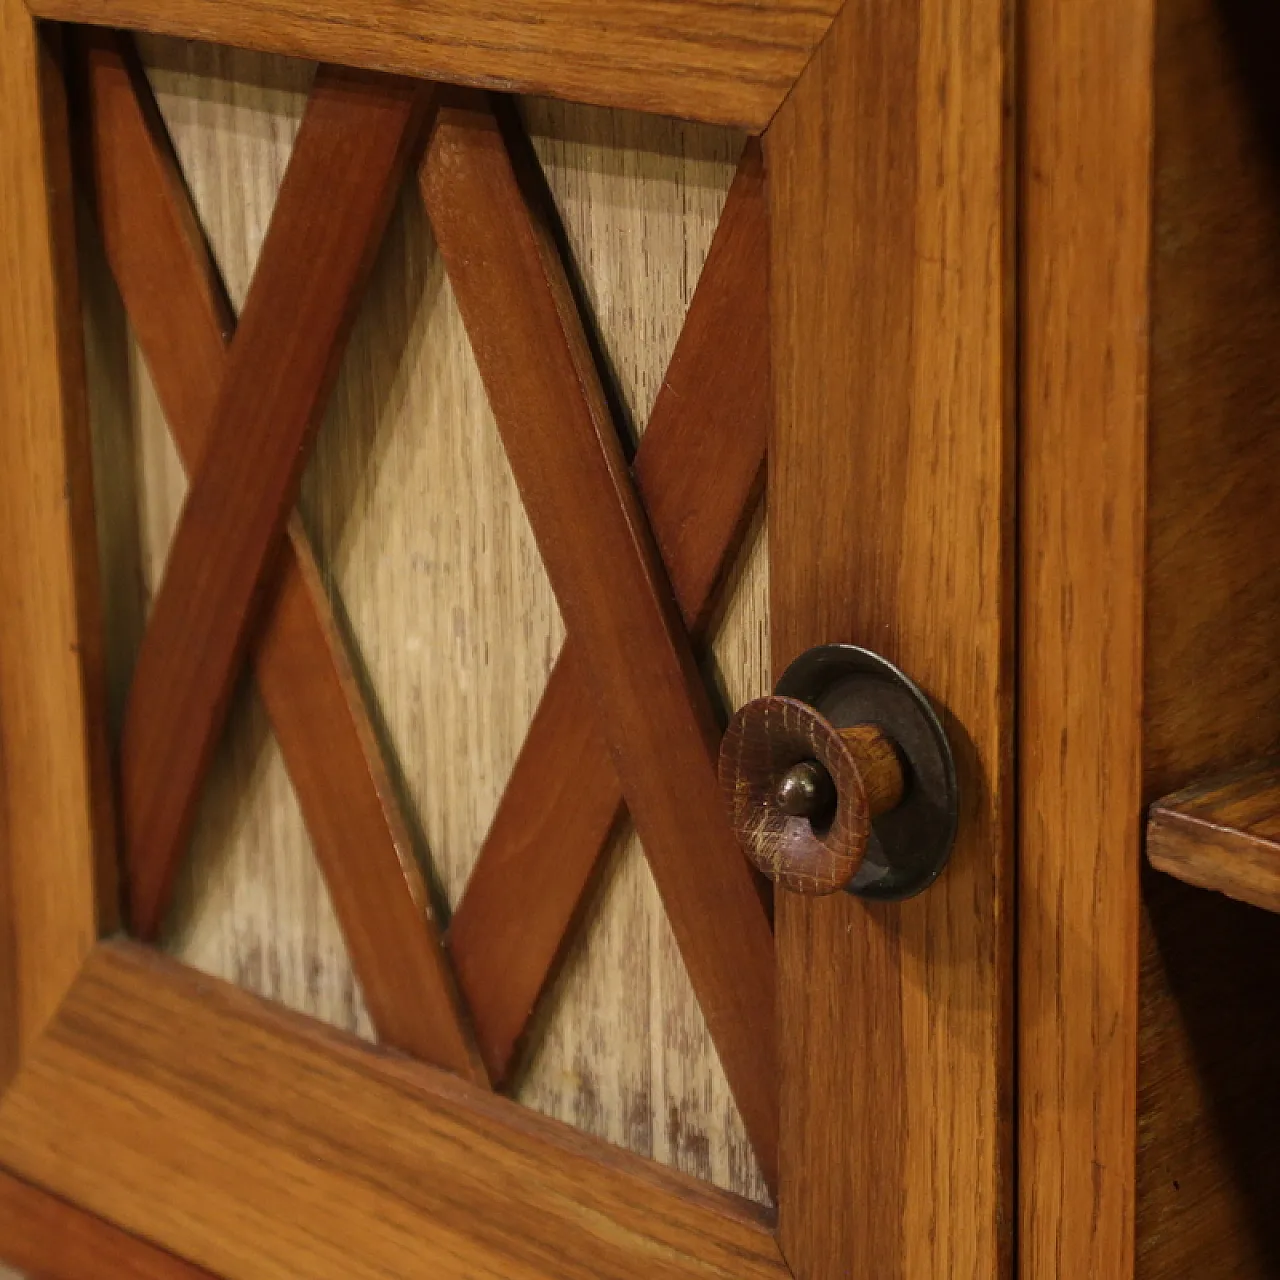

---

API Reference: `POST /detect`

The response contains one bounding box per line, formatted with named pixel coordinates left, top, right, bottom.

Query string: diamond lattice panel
left=80, top=34, right=775, bottom=1202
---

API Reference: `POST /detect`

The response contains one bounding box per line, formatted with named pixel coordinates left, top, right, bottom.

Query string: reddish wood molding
left=448, top=141, right=770, bottom=1088
left=79, top=30, right=481, bottom=1082
left=421, top=96, right=779, bottom=1191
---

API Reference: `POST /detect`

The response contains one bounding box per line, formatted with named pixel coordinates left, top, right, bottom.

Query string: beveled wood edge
left=1147, top=759, right=1280, bottom=914
left=0, top=0, right=105, bottom=1090
left=1147, top=806, right=1280, bottom=909
left=0, top=1166, right=218, bottom=1278
left=25, top=0, right=842, bottom=130
left=0, top=941, right=793, bottom=1280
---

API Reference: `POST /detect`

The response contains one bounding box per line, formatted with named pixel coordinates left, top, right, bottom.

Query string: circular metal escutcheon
left=774, top=644, right=959, bottom=900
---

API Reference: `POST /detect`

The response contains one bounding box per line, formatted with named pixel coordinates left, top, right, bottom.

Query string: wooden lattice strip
left=117, top=67, right=431, bottom=955
left=448, top=142, right=770, bottom=1088
left=80, top=33, right=482, bottom=1082
left=421, top=95, right=778, bottom=1192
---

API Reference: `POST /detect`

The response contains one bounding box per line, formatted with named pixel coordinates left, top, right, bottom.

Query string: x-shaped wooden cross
left=82, top=34, right=776, bottom=1191
left=442, top=117, right=773, bottom=1094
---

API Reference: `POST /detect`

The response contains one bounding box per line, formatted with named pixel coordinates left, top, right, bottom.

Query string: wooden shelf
left=1147, top=758, right=1280, bottom=913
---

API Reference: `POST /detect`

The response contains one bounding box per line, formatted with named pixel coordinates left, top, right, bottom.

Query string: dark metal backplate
left=775, top=644, right=959, bottom=900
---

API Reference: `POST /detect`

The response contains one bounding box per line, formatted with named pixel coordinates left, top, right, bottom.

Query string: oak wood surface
left=0, top=6, right=106, bottom=1086
left=421, top=95, right=778, bottom=1192
left=0, top=1168, right=216, bottom=1279
left=1019, top=0, right=1152, bottom=1273
left=0, top=942, right=789, bottom=1280
left=119, top=65, right=430, bottom=940
left=766, top=0, right=1014, bottom=1269
left=85, top=40, right=766, bottom=1199
left=1148, top=760, right=1280, bottom=914
left=448, top=141, right=769, bottom=1088
left=1139, top=2, right=1280, bottom=1272
left=29, top=0, right=837, bottom=129
left=80, top=30, right=480, bottom=1080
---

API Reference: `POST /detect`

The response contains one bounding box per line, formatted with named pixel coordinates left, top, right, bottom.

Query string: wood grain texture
left=119, top=65, right=430, bottom=940
left=448, top=141, right=769, bottom=1088
left=30, top=0, right=837, bottom=129
left=1148, top=760, right=1280, bottom=914
left=1139, top=2, right=1280, bottom=1272
left=0, top=942, right=789, bottom=1280
left=0, top=7, right=107, bottom=1086
left=1020, top=0, right=1152, bottom=1272
left=0, top=1168, right=216, bottom=1279
left=767, top=0, right=1014, bottom=1268
left=85, top=41, right=766, bottom=1200
left=80, top=31, right=479, bottom=1080
left=421, top=95, right=778, bottom=1193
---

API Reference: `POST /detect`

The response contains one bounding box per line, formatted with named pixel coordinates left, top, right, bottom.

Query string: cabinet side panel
left=1140, top=1, right=1280, bottom=1274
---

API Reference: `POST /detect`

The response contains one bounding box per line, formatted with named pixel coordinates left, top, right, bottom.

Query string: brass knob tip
left=774, top=760, right=836, bottom=819
left=718, top=695, right=892, bottom=895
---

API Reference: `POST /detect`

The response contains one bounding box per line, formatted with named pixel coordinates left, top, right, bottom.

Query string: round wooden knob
left=718, top=695, right=905, bottom=895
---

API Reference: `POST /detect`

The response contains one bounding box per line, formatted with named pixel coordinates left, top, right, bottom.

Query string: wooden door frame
left=1019, top=0, right=1154, bottom=1275
left=0, top=0, right=1014, bottom=1276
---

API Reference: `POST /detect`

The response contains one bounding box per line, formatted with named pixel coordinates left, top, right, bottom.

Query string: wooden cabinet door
left=0, top=1, right=1013, bottom=1276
